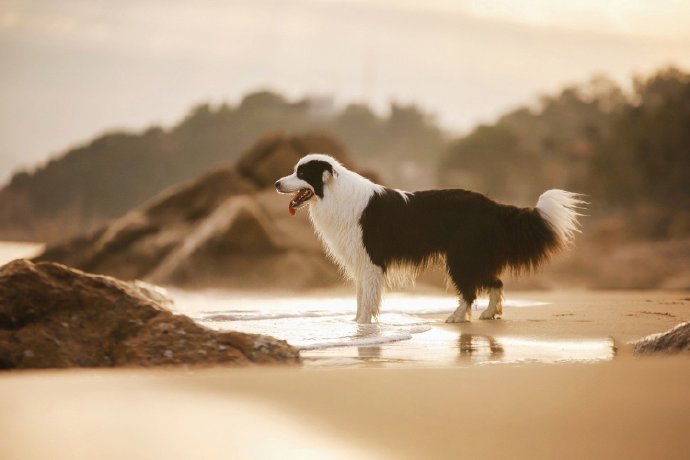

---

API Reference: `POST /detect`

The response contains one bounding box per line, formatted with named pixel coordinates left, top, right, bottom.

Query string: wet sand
left=1, top=290, right=689, bottom=459
left=432, top=289, right=689, bottom=346
left=302, top=289, right=689, bottom=366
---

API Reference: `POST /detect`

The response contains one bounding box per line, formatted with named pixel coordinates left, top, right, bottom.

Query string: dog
left=275, top=154, right=584, bottom=324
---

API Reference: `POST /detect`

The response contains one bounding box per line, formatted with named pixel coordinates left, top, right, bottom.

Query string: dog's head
left=275, top=154, right=340, bottom=215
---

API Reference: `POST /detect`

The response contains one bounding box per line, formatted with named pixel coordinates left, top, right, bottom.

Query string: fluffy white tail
left=536, top=189, right=586, bottom=247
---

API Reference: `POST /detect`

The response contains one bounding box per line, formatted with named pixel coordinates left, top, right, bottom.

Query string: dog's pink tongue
left=288, top=203, right=296, bottom=216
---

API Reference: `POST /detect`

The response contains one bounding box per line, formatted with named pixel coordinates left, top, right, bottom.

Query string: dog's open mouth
left=288, top=188, right=314, bottom=215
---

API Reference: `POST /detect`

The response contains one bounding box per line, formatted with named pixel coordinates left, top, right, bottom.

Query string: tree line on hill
left=439, top=67, right=689, bottom=239
left=0, top=66, right=687, bottom=243
left=0, top=92, right=444, bottom=241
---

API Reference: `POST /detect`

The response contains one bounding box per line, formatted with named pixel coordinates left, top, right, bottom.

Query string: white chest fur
left=307, top=170, right=383, bottom=280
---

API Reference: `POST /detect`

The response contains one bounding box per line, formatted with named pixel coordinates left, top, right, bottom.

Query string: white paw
left=445, top=314, right=470, bottom=323
left=479, top=310, right=497, bottom=320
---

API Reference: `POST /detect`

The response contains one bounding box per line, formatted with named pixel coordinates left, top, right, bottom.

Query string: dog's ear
left=322, top=165, right=337, bottom=183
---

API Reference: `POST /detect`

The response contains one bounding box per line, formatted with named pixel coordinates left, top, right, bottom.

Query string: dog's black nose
left=274, top=180, right=281, bottom=190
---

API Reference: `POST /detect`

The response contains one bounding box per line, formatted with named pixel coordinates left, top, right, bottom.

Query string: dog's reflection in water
left=355, top=323, right=383, bottom=361
left=458, top=334, right=504, bottom=361
left=358, top=345, right=382, bottom=360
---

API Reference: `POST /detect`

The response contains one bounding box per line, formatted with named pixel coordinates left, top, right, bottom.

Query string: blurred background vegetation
left=1, top=66, right=688, bottom=246
left=440, top=67, right=690, bottom=241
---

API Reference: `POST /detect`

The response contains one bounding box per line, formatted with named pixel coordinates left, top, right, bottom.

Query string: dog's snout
left=274, top=180, right=281, bottom=191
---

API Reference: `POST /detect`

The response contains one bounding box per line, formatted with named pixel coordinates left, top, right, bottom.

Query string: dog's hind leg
left=444, top=256, right=478, bottom=323
left=479, top=279, right=504, bottom=320
left=355, top=265, right=384, bottom=324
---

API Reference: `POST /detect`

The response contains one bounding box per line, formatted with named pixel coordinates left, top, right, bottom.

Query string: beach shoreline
left=1, top=289, right=689, bottom=458
left=297, top=289, right=689, bottom=366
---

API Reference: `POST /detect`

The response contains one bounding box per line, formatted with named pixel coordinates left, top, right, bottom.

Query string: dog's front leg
left=355, top=267, right=384, bottom=324
left=355, top=285, right=364, bottom=322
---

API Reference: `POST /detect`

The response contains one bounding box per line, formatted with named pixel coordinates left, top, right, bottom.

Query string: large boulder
left=145, top=194, right=338, bottom=289
left=35, top=167, right=256, bottom=278
left=0, top=259, right=299, bottom=369
left=36, top=132, right=360, bottom=289
left=632, top=322, right=690, bottom=354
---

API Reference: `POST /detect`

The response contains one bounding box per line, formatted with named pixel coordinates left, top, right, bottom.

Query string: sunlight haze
left=1, top=0, right=689, bottom=182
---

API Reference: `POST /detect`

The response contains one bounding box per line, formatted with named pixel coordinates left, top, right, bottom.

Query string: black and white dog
left=275, top=154, right=584, bottom=324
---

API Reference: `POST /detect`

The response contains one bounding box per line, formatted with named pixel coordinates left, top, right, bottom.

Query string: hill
left=0, top=92, right=443, bottom=242
left=3, top=67, right=688, bottom=250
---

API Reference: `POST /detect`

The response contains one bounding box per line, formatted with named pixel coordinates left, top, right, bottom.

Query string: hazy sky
left=1, top=0, right=689, bottom=183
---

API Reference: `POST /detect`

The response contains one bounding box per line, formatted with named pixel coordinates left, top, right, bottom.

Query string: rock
left=632, top=322, right=690, bottom=354
left=147, top=194, right=337, bottom=289
left=0, top=259, right=300, bottom=369
left=38, top=168, right=257, bottom=280
left=35, top=132, right=358, bottom=290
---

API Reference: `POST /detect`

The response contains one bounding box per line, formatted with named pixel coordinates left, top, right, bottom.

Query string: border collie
left=275, top=154, right=584, bottom=324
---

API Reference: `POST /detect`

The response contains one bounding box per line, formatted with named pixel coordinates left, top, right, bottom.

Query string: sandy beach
left=1, top=358, right=689, bottom=460
left=1, top=289, right=688, bottom=459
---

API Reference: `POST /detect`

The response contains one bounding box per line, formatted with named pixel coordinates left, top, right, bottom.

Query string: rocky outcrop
left=36, top=132, right=362, bottom=289
left=632, top=322, right=690, bottom=354
left=0, top=259, right=299, bottom=369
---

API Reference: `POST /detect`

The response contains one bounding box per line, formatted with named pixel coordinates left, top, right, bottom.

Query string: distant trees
left=2, top=67, right=687, bottom=243
left=330, top=102, right=445, bottom=189
left=0, top=91, right=445, bottom=241
left=589, top=68, right=690, bottom=237
left=332, top=104, right=386, bottom=158
left=440, top=67, right=690, bottom=238
left=440, top=76, right=619, bottom=203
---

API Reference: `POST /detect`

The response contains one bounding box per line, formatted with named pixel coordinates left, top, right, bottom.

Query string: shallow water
left=169, top=290, right=615, bottom=367
left=1, top=240, right=613, bottom=367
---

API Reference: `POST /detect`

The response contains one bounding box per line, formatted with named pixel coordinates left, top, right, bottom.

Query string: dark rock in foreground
left=632, top=322, right=690, bottom=354
left=0, top=259, right=300, bottom=369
